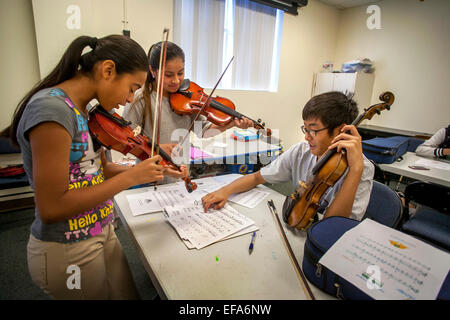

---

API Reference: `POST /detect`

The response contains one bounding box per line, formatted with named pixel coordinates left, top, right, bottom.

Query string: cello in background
left=282, top=91, right=395, bottom=230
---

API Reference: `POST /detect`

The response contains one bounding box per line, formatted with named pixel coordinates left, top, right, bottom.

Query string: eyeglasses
left=301, top=125, right=329, bottom=137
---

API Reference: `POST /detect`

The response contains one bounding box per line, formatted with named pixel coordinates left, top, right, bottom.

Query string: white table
left=190, top=131, right=281, bottom=165
left=113, top=179, right=333, bottom=300
left=379, top=152, right=450, bottom=188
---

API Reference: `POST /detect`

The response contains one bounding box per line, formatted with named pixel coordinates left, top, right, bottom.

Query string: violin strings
left=183, top=57, right=235, bottom=142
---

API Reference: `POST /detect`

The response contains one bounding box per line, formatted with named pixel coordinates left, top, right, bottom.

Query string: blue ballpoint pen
left=249, top=231, right=256, bottom=254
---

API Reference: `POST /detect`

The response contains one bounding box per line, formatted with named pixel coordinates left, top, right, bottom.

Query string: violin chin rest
left=179, top=79, right=191, bottom=91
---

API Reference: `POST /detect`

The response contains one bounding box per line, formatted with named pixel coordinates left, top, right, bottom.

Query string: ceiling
left=318, top=0, right=380, bottom=9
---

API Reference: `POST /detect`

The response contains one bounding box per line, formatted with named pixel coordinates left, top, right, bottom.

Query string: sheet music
left=126, top=184, right=196, bottom=216
left=126, top=174, right=271, bottom=219
left=319, top=219, right=450, bottom=300
left=228, top=188, right=270, bottom=209
left=126, top=175, right=235, bottom=216
left=181, top=224, right=260, bottom=250
left=184, top=174, right=269, bottom=209
left=164, top=203, right=256, bottom=249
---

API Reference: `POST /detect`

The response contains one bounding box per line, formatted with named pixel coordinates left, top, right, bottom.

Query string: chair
left=369, top=159, right=386, bottom=184
left=401, top=181, right=450, bottom=251
left=363, top=180, right=403, bottom=228
left=0, top=136, right=35, bottom=212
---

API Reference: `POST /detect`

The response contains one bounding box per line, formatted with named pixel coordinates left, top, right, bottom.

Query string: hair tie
left=344, top=90, right=355, bottom=101
left=89, top=37, right=98, bottom=50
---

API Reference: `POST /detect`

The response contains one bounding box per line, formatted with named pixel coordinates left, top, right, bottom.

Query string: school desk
left=379, top=152, right=450, bottom=188
left=0, top=153, right=34, bottom=212
left=189, top=132, right=282, bottom=165
left=113, top=179, right=333, bottom=300
left=109, top=130, right=282, bottom=177
left=358, top=124, right=432, bottom=140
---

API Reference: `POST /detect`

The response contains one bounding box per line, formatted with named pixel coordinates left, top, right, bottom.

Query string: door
left=313, top=73, right=334, bottom=96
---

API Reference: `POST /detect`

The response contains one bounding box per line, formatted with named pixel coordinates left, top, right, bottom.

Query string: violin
left=169, top=79, right=271, bottom=136
left=87, top=104, right=197, bottom=193
left=282, top=91, right=395, bottom=230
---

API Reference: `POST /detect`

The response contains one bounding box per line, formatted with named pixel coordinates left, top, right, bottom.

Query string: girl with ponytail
left=8, top=34, right=182, bottom=299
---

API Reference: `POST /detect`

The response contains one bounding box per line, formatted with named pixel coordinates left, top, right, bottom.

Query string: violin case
left=302, top=216, right=450, bottom=300
left=361, top=136, right=409, bottom=164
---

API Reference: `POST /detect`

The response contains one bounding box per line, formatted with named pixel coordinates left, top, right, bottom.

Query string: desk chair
left=369, top=160, right=388, bottom=185
left=401, top=181, right=450, bottom=251
left=0, top=137, right=34, bottom=212
left=362, top=180, right=403, bottom=228
left=0, top=136, right=27, bottom=189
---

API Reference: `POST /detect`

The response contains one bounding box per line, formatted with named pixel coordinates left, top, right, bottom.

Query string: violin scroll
left=359, top=91, right=395, bottom=124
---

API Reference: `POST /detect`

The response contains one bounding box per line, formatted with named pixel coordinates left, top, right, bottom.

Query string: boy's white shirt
left=259, top=141, right=374, bottom=221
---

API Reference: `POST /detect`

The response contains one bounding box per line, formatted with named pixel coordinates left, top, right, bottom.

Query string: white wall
left=214, top=0, right=341, bottom=148
left=32, top=0, right=173, bottom=79
left=334, top=0, right=450, bottom=134
left=0, top=0, right=40, bottom=132
left=2, top=0, right=448, bottom=149
left=14, top=0, right=340, bottom=149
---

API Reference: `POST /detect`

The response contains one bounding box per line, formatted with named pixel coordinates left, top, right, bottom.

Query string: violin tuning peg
left=386, top=106, right=391, bottom=110
left=262, top=122, right=265, bottom=127
left=257, top=119, right=262, bottom=123
left=376, top=110, right=381, bottom=115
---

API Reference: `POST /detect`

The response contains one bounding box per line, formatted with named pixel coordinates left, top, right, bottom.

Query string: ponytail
left=3, top=34, right=147, bottom=146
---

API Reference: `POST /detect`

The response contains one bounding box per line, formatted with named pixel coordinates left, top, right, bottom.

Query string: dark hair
left=2, top=34, right=148, bottom=146
left=302, top=91, right=359, bottom=135
left=141, top=41, right=185, bottom=125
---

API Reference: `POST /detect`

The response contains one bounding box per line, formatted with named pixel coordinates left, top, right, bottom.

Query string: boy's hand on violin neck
left=329, top=124, right=364, bottom=174
left=127, top=155, right=165, bottom=185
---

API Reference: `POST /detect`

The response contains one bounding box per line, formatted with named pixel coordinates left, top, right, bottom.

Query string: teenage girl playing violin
left=202, top=92, right=375, bottom=222
left=122, top=41, right=254, bottom=181
left=2, top=35, right=183, bottom=299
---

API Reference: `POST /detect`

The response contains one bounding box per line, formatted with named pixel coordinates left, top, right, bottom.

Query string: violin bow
left=267, top=200, right=316, bottom=300
left=151, top=28, right=170, bottom=158
left=149, top=28, right=169, bottom=191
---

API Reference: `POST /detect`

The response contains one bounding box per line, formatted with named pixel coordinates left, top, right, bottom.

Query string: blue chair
left=401, top=181, right=450, bottom=251
left=0, top=136, right=28, bottom=190
left=407, top=137, right=426, bottom=153
left=363, top=180, right=403, bottom=228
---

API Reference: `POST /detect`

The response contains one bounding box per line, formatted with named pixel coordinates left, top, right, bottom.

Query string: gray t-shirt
left=260, top=141, right=374, bottom=221
left=17, top=88, right=114, bottom=243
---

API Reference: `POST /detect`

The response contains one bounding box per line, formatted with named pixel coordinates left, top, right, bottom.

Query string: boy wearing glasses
left=201, top=91, right=374, bottom=221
